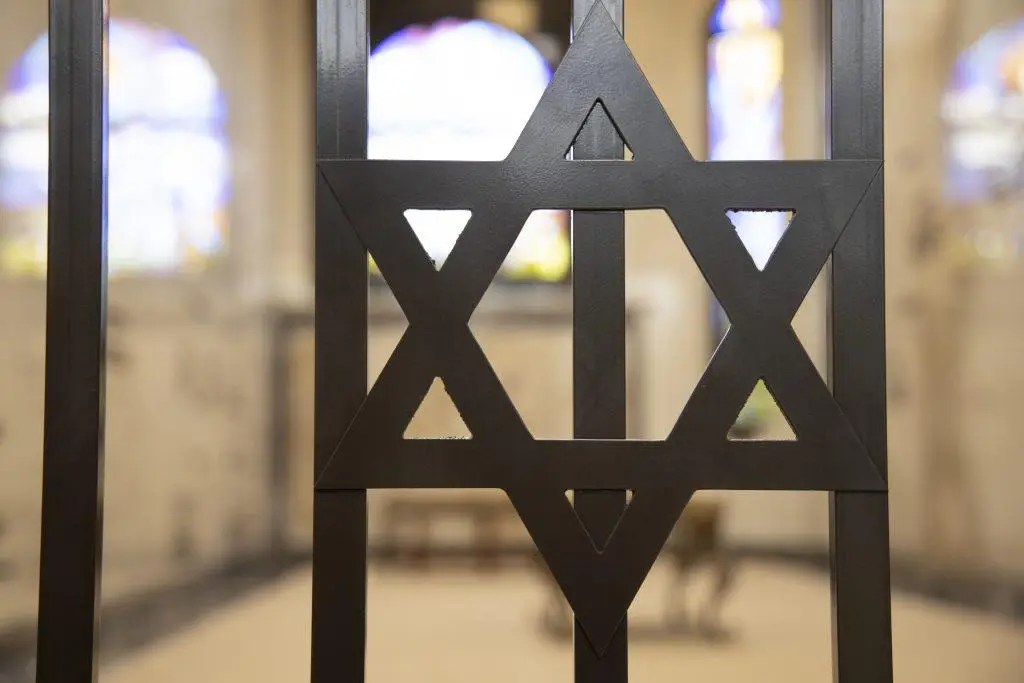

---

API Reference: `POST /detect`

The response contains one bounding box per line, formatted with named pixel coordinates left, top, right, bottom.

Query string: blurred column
left=477, top=0, right=540, bottom=33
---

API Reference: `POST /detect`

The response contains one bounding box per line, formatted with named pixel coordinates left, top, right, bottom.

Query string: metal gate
left=35, top=0, right=891, bottom=681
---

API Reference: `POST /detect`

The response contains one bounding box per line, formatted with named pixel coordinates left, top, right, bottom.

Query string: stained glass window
left=943, top=17, right=1024, bottom=204
left=369, top=18, right=570, bottom=283
left=0, top=19, right=229, bottom=277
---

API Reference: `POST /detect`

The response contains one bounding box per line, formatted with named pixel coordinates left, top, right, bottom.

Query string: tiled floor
left=99, top=562, right=1024, bottom=683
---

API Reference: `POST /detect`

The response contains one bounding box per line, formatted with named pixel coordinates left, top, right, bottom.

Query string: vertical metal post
left=35, top=0, right=108, bottom=681
left=571, top=1, right=627, bottom=682
left=311, top=0, right=369, bottom=681
left=826, top=0, right=892, bottom=681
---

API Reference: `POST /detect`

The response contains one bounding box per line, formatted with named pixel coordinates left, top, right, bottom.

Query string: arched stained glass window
left=368, top=18, right=570, bottom=283
left=0, top=19, right=230, bottom=277
left=943, top=17, right=1024, bottom=204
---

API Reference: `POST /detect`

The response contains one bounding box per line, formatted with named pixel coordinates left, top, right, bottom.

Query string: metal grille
left=312, top=0, right=891, bottom=681
left=33, top=0, right=891, bottom=681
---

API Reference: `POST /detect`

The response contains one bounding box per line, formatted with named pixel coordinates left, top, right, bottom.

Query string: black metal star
left=315, top=2, right=884, bottom=653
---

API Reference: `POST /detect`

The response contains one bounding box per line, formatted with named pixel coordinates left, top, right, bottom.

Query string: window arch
left=367, top=18, right=570, bottom=283
left=942, top=17, right=1024, bottom=205
left=0, top=19, right=230, bottom=277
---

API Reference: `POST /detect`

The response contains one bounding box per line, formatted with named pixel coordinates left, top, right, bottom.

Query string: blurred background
left=0, top=0, right=1022, bottom=680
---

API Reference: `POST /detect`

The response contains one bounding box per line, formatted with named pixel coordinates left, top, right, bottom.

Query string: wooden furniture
left=376, top=491, right=521, bottom=570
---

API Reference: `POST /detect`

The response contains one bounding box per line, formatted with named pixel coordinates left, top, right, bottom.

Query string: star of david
left=315, top=2, right=885, bottom=654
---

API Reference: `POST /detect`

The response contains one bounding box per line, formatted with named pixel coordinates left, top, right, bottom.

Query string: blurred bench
left=376, top=491, right=520, bottom=571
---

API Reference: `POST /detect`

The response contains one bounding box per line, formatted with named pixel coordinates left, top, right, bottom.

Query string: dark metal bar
left=571, top=1, right=627, bottom=681
left=826, top=0, right=892, bottom=681
left=35, top=0, right=108, bottom=680
left=312, top=0, right=369, bottom=681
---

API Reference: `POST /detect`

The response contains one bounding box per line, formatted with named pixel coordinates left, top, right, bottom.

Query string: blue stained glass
left=4, top=35, right=47, bottom=92
left=709, top=0, right=781, bottom=36
left=0, top=18, right=230, bottom=276
left=943, top=17, right=1024, bottom=204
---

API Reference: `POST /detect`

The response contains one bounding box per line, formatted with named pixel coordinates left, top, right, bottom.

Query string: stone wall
left=882, top=0, right=1024, bottom=573
left=0, top=288, right=272, bottom=631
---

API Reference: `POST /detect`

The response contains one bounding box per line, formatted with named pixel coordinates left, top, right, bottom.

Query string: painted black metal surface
left=311, top=0, right=369, bottom=681
left=303, top=0, right=891, bottom=680
left=35, top=0, right=109, bottom=681
left=568, top=0, right=629, bottom=679
left=313, top=1, right=888, bottom=679
left=827, top=1, right=893, bottom=681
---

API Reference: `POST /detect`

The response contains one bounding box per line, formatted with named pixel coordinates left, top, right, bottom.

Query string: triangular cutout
left=403, top=377, right=473, bottom=439
left=562, top=489, right=636, bottom=506
left=725, top=210, right=794, bottom=271
left=565, top=101, right=633, bottom=161
left=509, top=486, right=693, bottom=654
left=562, top=489, right=635, bottom=552
left=402, top=209, right=473, bottom=271
left=728, top=379, right=796, bottom=441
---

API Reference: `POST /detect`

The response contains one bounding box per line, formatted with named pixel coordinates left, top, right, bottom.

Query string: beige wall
left=883, top=0, right=1024, bottom=573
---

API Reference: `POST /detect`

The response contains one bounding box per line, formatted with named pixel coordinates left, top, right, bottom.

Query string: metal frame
left=827, top=1, right=892, bottom=680
left=311, top=0, right=369, bottom=679
left=312, top=0, right=890, bottom=682
left=31, top=0, right=888, bottom=681
left=568, top=2, right=629, bottom=674
left=35, top=0, right=108, bottom=681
